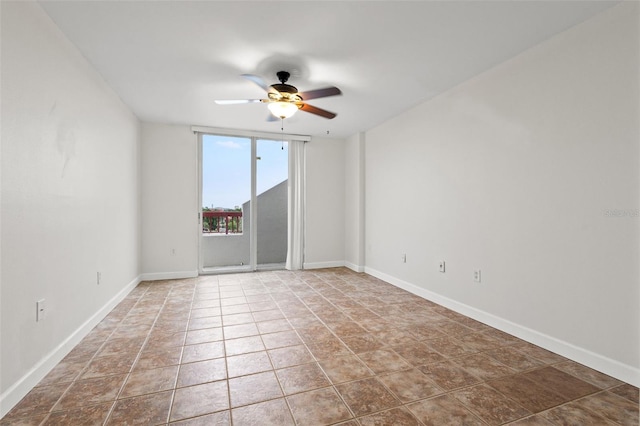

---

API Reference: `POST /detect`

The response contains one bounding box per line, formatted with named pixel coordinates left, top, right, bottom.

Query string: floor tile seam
left=350, top=404, right=429, bottom=426
left=39, top=293, right=145, bottom=417
left=63, top=288, right=158, bottom=425
left=544, top=402, right=624, bottom=426
left=453, top=353, right=521, bottom=380
left=348, top=372, right=406, bottom=409
left=326, top=383, right=359, bottom=423
left=449, top=382, right=536, bottom=425
left=503, top=344, right=557, bottom=363
left=550, top=364, right=626, bottom=392
left=1, top=380, right=92, bottom=424
left=114, top=374, right=183, bottom=400
left=277, top=379, right=333, bottom=398
left=218, top=296, right=236, bottom=424
left=275, top=296, right=356, bottom=363
left=483, top=369, right=613, bottom=422
left=608, top=383, right=640, bottom=403
left=566, top=388, right=638, bottom=423
left=227, top=393, right=294, bottom=419
left=423, top=378, right=519, bottom=408
left=384, top=373, right=490, bottom=408
left=352, top=346, right=407, bottom=370
left=162, top=280, right=200, bottom=426
left=408, top=388, right=503, bottom=426
left=35, top=401, right=119, bottom=426
left=274, top=388, right=299, bottom=426
left=228, top=398, right=296, bottom=426
left=300, top=313, right=363, bottom=352
left=519, top=367, right=605, bottom=403
left=403, top=393, right=490, bottom=426
left=513, top=395, right=622, bottom=426
left=115, top=286, right=189, bottom=399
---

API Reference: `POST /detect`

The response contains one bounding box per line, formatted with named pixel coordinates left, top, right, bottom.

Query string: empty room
left=1, top=1, right=638, bottom=425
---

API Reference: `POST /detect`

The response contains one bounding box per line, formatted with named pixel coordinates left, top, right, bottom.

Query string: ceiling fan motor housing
left=272, top=71, right=299, bottom=95
left=271, top=83, right=298, bottom=94
left=276, top=71, right=291, bottom=83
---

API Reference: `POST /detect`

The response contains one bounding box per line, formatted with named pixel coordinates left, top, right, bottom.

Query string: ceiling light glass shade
left=268, top=101, right=298, bottom=119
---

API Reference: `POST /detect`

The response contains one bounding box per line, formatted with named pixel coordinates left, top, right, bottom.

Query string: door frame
left=195, top=127, right=310, bottom=275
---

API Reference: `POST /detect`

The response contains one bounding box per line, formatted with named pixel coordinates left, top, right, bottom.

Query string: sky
left=202, top=134, right=288, bottom=210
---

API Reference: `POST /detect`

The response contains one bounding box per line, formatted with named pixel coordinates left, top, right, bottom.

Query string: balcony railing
left=202, top=211, right=243, bottom=234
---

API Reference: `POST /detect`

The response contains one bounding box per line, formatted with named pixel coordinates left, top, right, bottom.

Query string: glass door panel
left=201, top=134, right=251, bottom=271
left=256, top=139, right=288, bottom=269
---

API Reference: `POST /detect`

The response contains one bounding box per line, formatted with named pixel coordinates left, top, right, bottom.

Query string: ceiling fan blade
left=298, top=86, right=341, bottom=101
left=241, top=74, right=271, bottom=93
left=299, top=103, right=337, bottom=119
left=214, top=99, right=262, bottom=105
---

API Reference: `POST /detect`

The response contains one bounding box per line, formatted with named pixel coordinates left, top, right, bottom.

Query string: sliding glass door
left=199, top=134, right=288, bottom=273
left=256, top=139, right=288, bottom=268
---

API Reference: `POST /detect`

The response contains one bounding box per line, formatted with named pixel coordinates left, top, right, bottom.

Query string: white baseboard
left=365, top=267, right=640, bottom=387
left=139, top=270, right=198, bottom=281
left=303, top=261, right=345, bottom=270
left=0, top=275, right=141, bottom=418
left=345, top=262, right=365, bottom=273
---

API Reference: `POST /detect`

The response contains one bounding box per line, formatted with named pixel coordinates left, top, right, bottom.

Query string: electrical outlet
left=36, top=299, right=46, bottom=322
left=439, top=261, right=446, bottom=273
left=97, top=271, right=102, bottom=285
left=474, top=270, right=482, bottom=283
left=402, top=253, right=407, bottom=263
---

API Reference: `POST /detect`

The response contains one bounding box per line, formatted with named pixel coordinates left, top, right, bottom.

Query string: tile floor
left=1, top=268, right=638, bottom=425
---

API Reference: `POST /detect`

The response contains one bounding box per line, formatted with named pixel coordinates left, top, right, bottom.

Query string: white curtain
left=286, top=140, right=306, bottom=270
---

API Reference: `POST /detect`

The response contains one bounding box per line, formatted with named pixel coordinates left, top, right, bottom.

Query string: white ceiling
left=39, top=1, right=617, bottom=139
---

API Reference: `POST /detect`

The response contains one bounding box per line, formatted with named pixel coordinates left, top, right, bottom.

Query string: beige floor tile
left=170, top=381, right=229, bottom=422
left=407, top=394, right=484, bottom=426
left=177, top=358, right=226, bottom=387
left=3, top=268, right=637, bottom=426
left=231, top=398, right=295, bottom=426
left=335, top=377, right=401, bottom=416
left=228, top=371, right=283, bottom=407
left=357, top=348, right=412, bottom=374
left=287, top=387, right=352, bottom=425
left=358, top=407, right=422, bottom=426
left=226, top=351, right=272, bottom=378
left=318, top=354, right=373, bottom=384
left=121, top=365, right=178, bottom=397
left=106, top=391, right=172, bottom=425
left=379, top=368, right=443, bottom=403
left=452, top=383, right=531, bottom=424
left=275, top=362, right=330, bottom=395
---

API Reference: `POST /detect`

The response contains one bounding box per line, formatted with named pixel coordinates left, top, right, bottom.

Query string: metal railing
left=202, top=211, right=243, bottom=234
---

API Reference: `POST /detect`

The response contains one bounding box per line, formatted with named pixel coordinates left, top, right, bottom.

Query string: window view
left=202, top=135, right=250, bottom=235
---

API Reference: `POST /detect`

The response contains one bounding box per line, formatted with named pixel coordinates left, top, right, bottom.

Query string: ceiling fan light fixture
left=268, top=101, right=298, bottom=119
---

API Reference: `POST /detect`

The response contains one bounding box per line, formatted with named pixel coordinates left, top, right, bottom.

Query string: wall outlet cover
left=36, top=299, right=46, bottom=322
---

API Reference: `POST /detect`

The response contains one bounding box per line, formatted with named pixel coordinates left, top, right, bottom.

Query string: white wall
left=140, top=127, right=347, bottom=275
left=140, top=122, right=198, bottom=279
left=344, top=133, right=365, bottom=272
left=363, top=2, right=639, bottom=384
left=1, top=1, right=141, bottom=414
left=304, top=137, right=346, bottom=269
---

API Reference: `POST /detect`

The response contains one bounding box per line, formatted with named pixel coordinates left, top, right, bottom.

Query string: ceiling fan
left=215, top=71, right=341, bottom=120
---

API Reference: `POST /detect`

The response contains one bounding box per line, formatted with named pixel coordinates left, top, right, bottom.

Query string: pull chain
left=281, top=118, right=285, bottom=150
